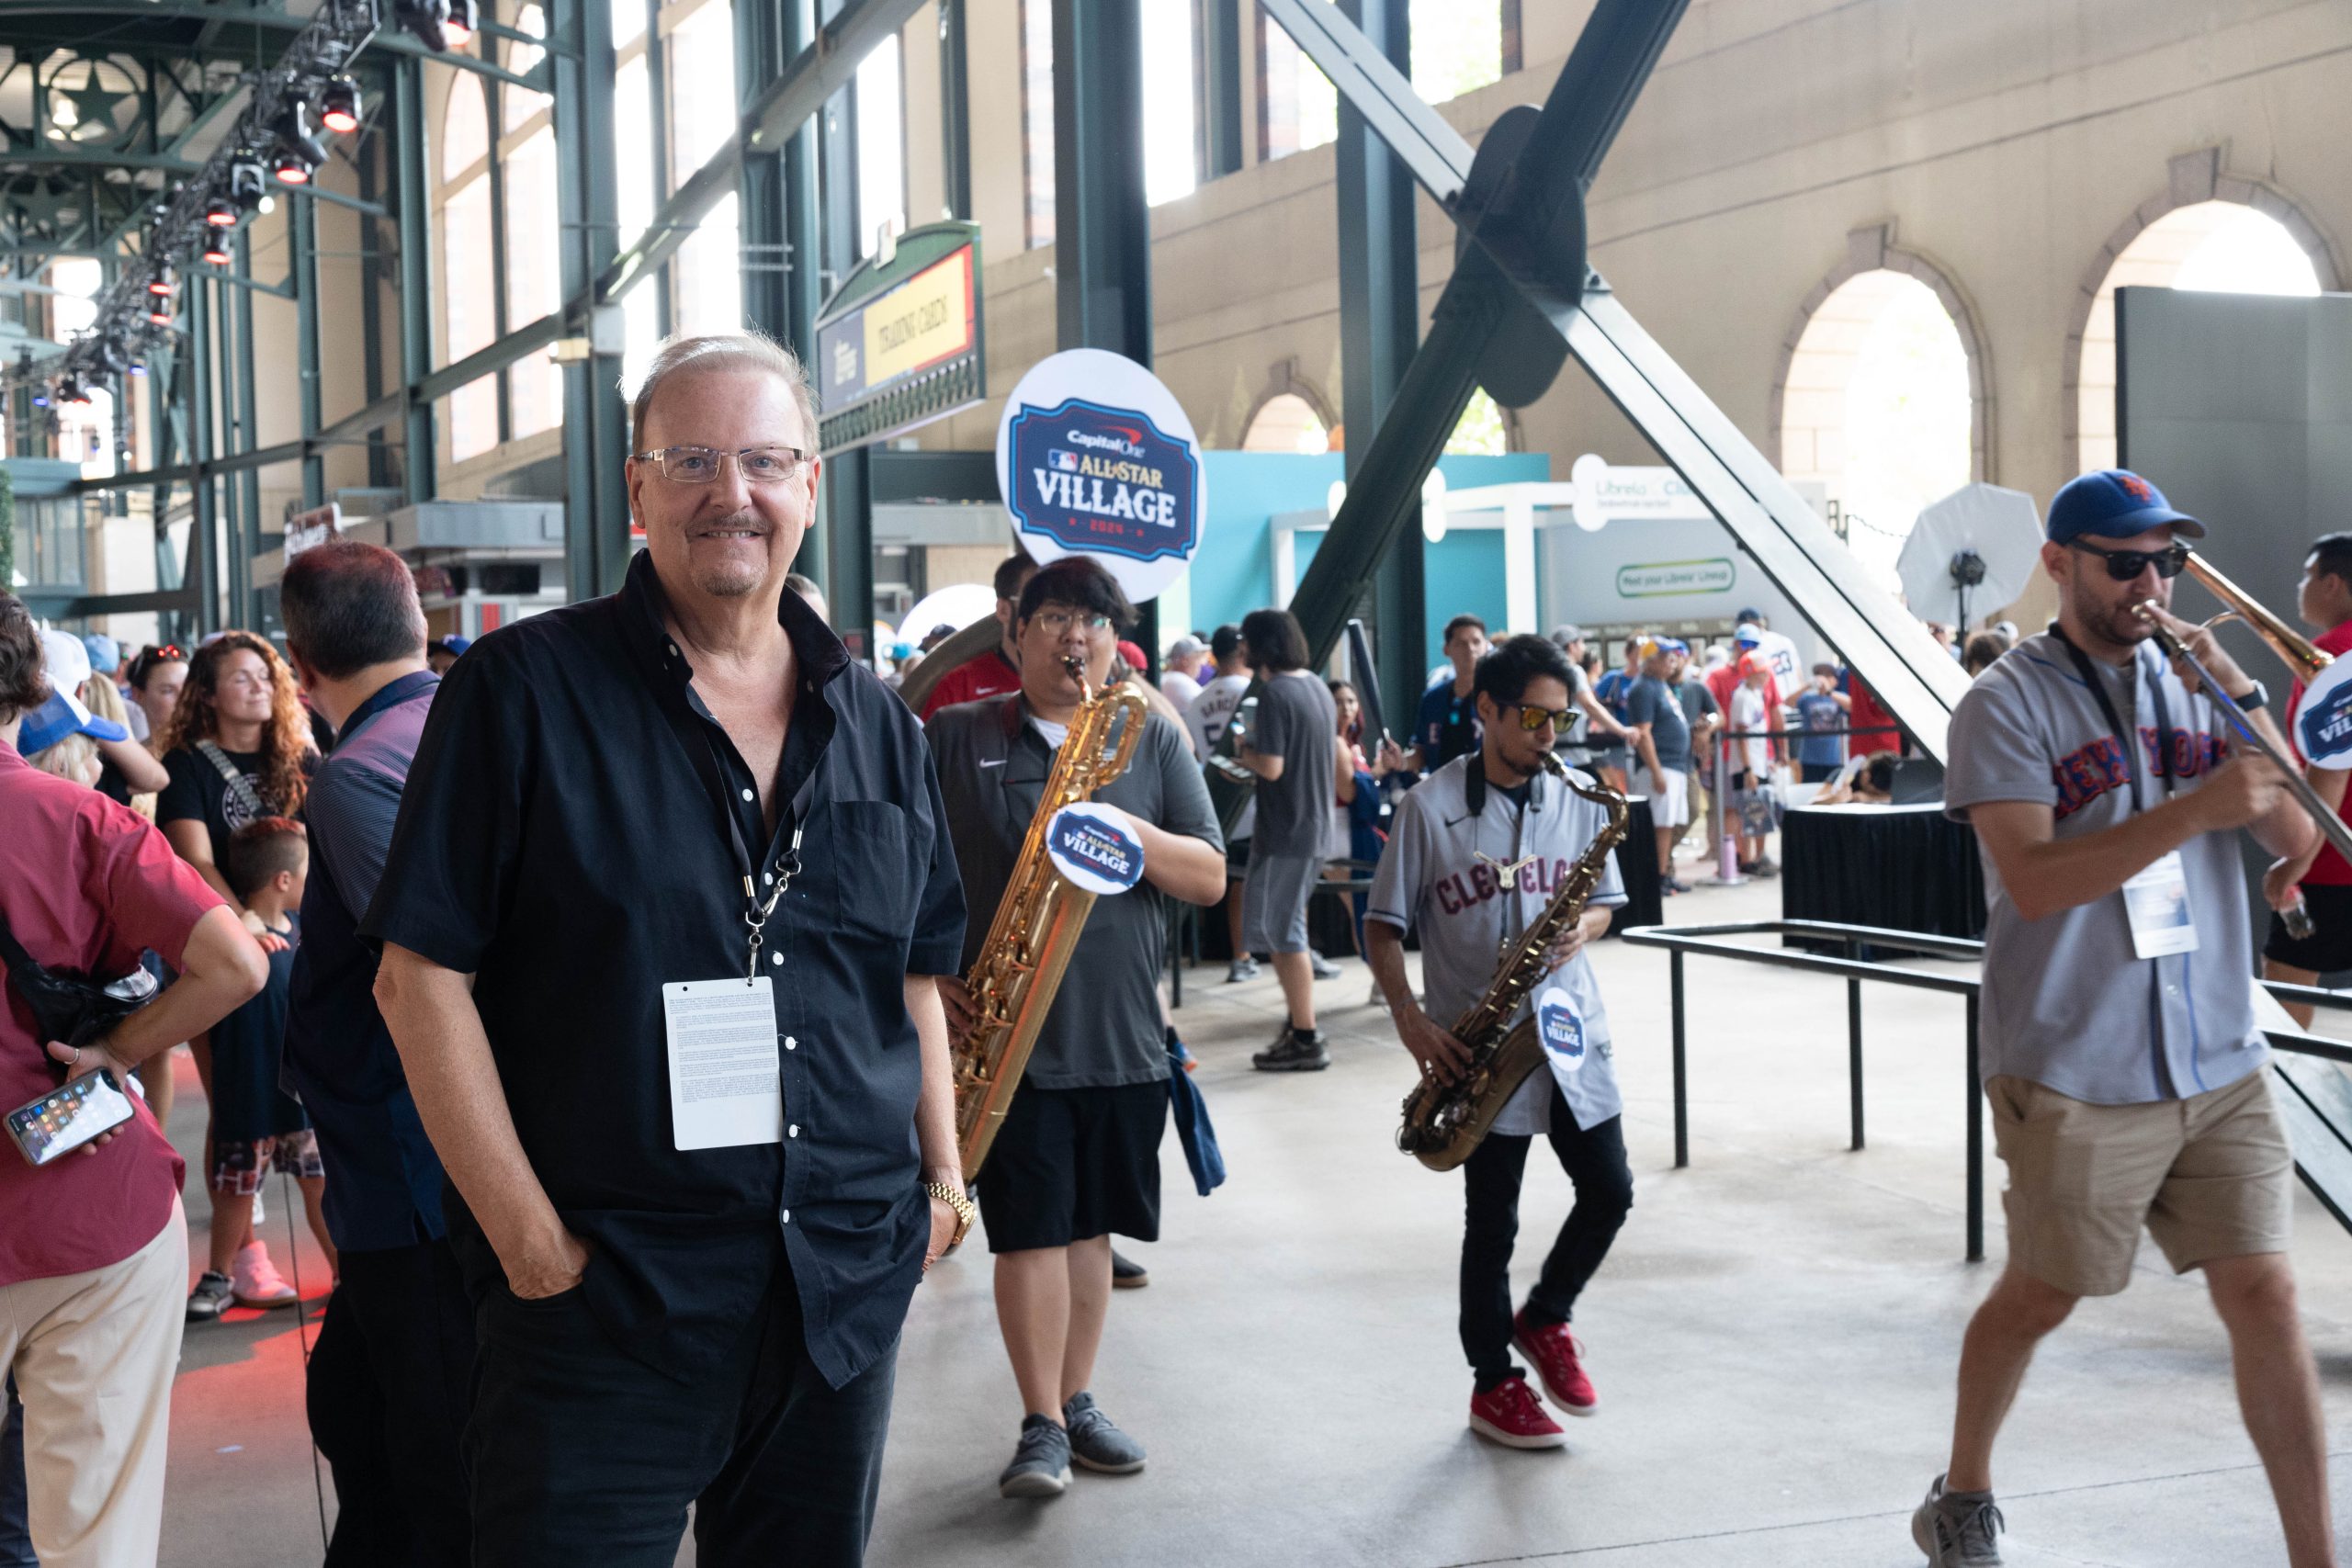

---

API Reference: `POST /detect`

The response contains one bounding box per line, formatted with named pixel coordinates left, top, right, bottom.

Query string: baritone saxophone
left=952, top=659, right=1151, bottom=1177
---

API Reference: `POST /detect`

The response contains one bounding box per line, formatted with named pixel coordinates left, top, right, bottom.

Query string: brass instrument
left=1396, top=754, right=1631, bottom=1171
left=952, top=658, right=1151, bottom=1177
left=2136, top=551, right=2352, bottom=874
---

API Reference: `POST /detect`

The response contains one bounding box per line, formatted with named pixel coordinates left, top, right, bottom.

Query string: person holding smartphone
left=0, top=592, right=270, bottom=1568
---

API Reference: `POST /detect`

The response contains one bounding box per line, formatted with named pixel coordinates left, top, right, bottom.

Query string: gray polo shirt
left=1945, top=630, right=2263, bottom=1105
left=1367, top=755, right=1628, bottom=1132
left=925, top=692, right=1222, bottom=1090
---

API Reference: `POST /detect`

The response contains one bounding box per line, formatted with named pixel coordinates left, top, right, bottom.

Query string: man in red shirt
left=919, top=553, right=1037, bottom=720
left=2262, top=534, right=2352, bottom=1021
left=0, top=592, right=268, bottom=1566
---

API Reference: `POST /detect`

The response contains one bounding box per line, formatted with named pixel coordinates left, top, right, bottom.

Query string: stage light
left=201, top=234, right=232, bottom=265
left=145, top=267, right=175, bottom=299
left=395, top=0, right=453, bottom=51
left=148, top=309, right=171, bottom=327
left=57, top=376, right=89, bottom=405
left=128, top=362, right=146, bottom=377
left=319, top=75, right=362, bottom=134
left=445, top=0, right=478, bottom=47
left=231, top=156, right=268, bottom=212
left=205, top=197, right=238, bottom=227
left=274, top=147, right=313, bottom=185
left=273, top=101, right=326, bottom=184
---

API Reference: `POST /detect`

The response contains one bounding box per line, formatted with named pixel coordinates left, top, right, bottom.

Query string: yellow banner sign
left=863, top=249, right=972, bottom=388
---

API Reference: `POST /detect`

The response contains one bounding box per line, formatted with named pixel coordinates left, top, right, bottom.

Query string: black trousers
left=306, top=1237, right=476, bottom=1568
left=465, top=1273, right=899, bottom=1568
left=1459, top=1095, right=1634, bottom=1391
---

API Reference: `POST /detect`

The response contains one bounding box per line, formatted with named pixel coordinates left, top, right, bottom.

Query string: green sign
left=1616, top=558, right=1736, bottom=598
left=812, top=221, right=984, bottom=456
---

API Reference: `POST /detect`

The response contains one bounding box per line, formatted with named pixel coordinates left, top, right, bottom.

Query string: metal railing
left=1619, top=919, right=2352, bottom=1263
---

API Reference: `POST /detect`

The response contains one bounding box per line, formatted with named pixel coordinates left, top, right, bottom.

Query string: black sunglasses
left=2068, top=540, right=2189, bottom=582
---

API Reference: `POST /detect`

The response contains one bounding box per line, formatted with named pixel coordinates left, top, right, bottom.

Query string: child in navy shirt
left=1793, top=663, right=1849, bottom=784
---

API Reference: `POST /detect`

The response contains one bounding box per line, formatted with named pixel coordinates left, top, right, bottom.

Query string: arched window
left=503, top=126, right=562, bottom=437
left=1779, top=269, right=1974, bottom=588
left=1242, top=392, right=1329, bottom=455
left=2075, top=201, right=2322, bottom=473
left=438, top=76, right=497, bottom=461
left=503, top=4, right=551, bottom=129
left=441, top=74, right=489, bottom=185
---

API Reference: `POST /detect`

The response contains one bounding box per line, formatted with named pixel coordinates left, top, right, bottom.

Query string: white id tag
left=662, top=977, right=783, bottom=1152
left=2121, top=850, right=2199, bottom=960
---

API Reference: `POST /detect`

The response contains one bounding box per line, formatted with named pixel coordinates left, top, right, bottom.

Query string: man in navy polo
left=278, top=538, right=467, bottom=1566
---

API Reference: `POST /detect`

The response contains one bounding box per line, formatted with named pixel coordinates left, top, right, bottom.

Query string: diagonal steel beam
left=1261, top=0, right=1970, bottom=760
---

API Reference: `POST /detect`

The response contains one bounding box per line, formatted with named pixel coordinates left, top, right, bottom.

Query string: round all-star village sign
left=995, top=348, right=1205, bottom=602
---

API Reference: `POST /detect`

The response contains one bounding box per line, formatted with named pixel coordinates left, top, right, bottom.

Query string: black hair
left=279, top=538, right=429, bottom=679
left=1473, top=632, right=1575, bottom=711
left=223, top=817, right=308, bottom=901
left=1240, top=608, right=1309, bottom=673
left=0, top=592, right=45, bottom=722
left=1016, top=556, right=1136, bottom=634
left=993, top=552, right=1038, bottom=602
left=1442, top=614, right=1487, bottom=645
left=1811, top=661, right=1838, bottom=677
left=1864, top=754, right=1899, bottom=795
left=1209, top=623, right=1243, bottom=663
left=2310, top=533, right=2352, bottom=591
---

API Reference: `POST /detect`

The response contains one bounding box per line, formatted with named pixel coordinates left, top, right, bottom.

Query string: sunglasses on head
left=2068, top=540, right=2189, bottom=582
left=1505, top=702, right=1576, bottom=732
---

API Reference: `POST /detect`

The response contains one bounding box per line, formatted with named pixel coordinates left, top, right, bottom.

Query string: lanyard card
left=662, top=977, right=783, bottom=1152
left=1535, top=985, right=1589, bottom=1092
left=2121, top=850, right=2199, bottom=960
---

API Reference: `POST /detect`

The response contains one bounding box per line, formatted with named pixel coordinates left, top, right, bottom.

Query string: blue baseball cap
left=2046, top=468, right=2205, bottom=545
left=17, top=689, right=129, bottom=757
left=430, top=635, right=472, bottom=659
left=80, top=633, right=119, bottom=674
left=1735, top=626, right=1761, bottom=647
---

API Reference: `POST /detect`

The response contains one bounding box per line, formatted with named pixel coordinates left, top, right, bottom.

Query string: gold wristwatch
left=923, top=1181, right=976, bottom=1247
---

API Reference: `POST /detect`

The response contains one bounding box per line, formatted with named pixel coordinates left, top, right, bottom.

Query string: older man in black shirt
left=367, top=333, right=968, bottom=1568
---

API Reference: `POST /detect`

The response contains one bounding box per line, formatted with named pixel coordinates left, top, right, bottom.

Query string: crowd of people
left=0, top=328, right=2341, bottom=1568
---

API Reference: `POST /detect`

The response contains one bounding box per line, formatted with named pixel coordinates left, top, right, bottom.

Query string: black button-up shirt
left=362, top=550, right=967, bottom=1387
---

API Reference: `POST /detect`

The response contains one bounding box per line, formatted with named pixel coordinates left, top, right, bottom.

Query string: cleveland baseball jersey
left=1944, top=628, right=2263, bottom=1104
left=1367, top=754, right=1629, bottom=1134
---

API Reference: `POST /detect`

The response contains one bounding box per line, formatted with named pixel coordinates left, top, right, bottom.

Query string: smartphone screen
left=6, top=1071, right=135, bottom=1167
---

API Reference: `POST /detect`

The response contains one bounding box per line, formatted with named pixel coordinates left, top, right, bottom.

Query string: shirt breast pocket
left=820, top=800, right=917, bottom=943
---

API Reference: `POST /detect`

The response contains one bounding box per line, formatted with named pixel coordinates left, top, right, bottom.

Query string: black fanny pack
left=0, top=911, right=160, bottom=1052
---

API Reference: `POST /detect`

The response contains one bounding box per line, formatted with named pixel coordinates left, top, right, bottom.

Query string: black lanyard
left=2052, top=625, right=2178, bottom=811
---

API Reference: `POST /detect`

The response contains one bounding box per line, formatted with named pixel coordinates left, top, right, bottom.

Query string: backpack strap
left=195, top=739, right=270, bottom=822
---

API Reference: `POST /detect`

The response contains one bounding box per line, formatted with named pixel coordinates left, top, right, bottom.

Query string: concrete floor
left=155, top=865, right=2352, bottom=1567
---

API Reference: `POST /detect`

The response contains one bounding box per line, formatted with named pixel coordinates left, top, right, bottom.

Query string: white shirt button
left=667, top=642, right=678, bottom=656
left=741, top=787, right=754, bottom=803
left=770, top=952, right=783, bottom=967
left=763, top=871, right=774, bottom=885
left=788, top=1124, right=799, bottom=1137
left=784, top=1036, right=797, bottom=1050
left=781, top=1210, right=790, bottom=1224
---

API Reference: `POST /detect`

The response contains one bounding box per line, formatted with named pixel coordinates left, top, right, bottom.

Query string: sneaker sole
left=1510, top=1333, right=1600, bottom=1417
left=1468, top=1415, right=1568, bottom=1450
left=234, top=1292, right=300, bottom=1310
left=999, top=1466, right=1071, bottom=1499
left=1250, top=1053, right=1331, bottom=1072
left=1071, top=1452, right=1146, bottom=1475
left=1111, top=1273, right=1148, bottom=1290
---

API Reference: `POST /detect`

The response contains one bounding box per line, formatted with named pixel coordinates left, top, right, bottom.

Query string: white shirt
left=1160, top=669, right=1203, bottom=710
left=1731, top=685, right=1770, bottom=776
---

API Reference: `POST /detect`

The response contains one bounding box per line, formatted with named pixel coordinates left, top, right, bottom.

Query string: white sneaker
left=232, top=1240, right=299, bottom=1309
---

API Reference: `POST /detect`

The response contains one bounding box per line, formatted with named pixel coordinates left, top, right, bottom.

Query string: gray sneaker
left=1308, top=952, right=1342, bottom=980
left=998, top=1415, right=1071, bottom=1499
left=186, top=1270, right=233, bottom=1322
left=1912, top=1473, right=2004, bottom=1565
left=1251, top=1028, right=1330, bottom=1072
left=1061, top=1392, right=1146, bottom=1474
left=1226, top=957, right=1261, bottom=983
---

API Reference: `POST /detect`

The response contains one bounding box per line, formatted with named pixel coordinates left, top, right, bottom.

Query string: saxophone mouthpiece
left=1062, top=654, right=1091, bottom=703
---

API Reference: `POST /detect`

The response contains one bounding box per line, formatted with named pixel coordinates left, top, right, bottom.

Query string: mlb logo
left=1048, top=449, right=1080, bottom=472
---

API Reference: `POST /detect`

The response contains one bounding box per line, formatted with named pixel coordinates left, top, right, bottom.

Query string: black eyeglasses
left=2069, top=540, right=2189, bottom=582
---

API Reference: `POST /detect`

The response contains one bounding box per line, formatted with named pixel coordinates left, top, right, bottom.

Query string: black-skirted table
left=1779, top=801, right=1985, bottom=947
left=1607, top=796, right=1662, bottom=936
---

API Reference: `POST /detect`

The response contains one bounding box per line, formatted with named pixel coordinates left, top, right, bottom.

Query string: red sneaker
left=1468, top=1374, right=1567, bottom=1450
left=1513, top=1311, right=1599, bottom=1416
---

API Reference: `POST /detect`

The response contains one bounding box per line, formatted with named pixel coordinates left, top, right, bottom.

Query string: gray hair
left=627, top=332, right=821, bottom=454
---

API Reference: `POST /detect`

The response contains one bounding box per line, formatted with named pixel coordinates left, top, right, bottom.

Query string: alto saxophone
left=953, top=658, right=1151, bottom=1177
left=1396, top=753, right=1630, bottom=1171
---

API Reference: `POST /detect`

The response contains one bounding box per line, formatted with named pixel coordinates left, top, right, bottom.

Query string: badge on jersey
left=2120, top=850, right=2199, bottom=960
left=662, top=977, right=783, bottom=1151
left=2298, top=658, right=2352, bottom=772
left=1046, top=802, right=1147, bottom=895
left=1535, top=986, right=1588, bottom=1091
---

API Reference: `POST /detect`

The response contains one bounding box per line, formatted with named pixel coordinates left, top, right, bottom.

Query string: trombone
left=2134, top=551, right=2352, bottom=889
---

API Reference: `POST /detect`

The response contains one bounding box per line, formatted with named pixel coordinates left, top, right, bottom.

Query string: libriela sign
left=1615, top=558, right=1736, bottom=598
left=1046, top=802, right=1146, bottom=896
left=996, top=348, right=1204, bottom=602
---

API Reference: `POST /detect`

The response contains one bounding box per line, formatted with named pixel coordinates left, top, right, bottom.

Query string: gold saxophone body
left=1396, top=754, right=1631, bottom=1171
left=953, top=660, right=1151, bottom=1178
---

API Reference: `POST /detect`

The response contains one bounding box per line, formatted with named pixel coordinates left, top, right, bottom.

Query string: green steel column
left=293, top=195, right=325, bottom=509
left=1337, top=0, right=1423, bottom=708
left=556, top=0, right=628, bottom=597
left=393, top=57, right=437, bottom=506
left=232, top=232, right=262, bottom=628
left=1199, top=0, right=1243, bottom=179
left=816, top=0, right=871, bottom=653
left=938, top=0, right=971, bottom=219
left=187, top=274, right=218, bottom=634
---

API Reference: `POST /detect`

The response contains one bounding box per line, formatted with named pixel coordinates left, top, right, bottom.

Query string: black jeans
left=1459, top=1090, right=1634, bottom=1391
left=307, top=1238, right=476, bottom=1568
left=465, top=1270, right=899, bottom=1568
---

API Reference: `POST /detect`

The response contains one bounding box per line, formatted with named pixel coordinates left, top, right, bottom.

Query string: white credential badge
left=2120, top=849, right=2199, bottom=961
left=1535, top=984, right=1589, bottom=1096
left=662, top=977, right=784, bottom=1151
left=1045, top=802, right=1148, bottom=896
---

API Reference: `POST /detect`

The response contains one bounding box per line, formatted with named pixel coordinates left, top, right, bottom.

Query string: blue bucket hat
left=2046, top=468, right=2205, bottom=545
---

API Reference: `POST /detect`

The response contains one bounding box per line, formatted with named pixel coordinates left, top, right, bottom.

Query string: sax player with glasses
left=924, top=558, right=1227, bottom=1500
left=1365, top=634, right=1634, bottom=1450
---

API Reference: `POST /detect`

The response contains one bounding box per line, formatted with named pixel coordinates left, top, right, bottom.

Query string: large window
left=1021, top=0, right=1055, bottom=250
left=1259, top=2, right=1513, bottom=163
left=666, top=0, right=742, bottom=333
left=855, top=33, right=905, bottom=254
left=1259, top=15, right=1335, bottom=161
left=439, top=77, right=498, bottom=461
left=1141, top=0, right=1195, bottom=205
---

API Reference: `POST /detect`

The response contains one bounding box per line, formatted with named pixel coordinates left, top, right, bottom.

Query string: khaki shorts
left=1986, top=1068, right=2293, bottom=1297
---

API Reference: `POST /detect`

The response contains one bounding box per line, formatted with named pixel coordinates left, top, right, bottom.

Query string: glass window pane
left=442, top=175, right=498, bottom=461
left=504, top=4, right=551, bottom=129
left=666, top=2, right=736, bottom=181
left=1141, top=0, right=1194, bottom=205
left=447, top=374, right=500, bottom=465
left=503, top=129, right=564, bottom=438
left=1410, top=0, right=1502, bottom=104
left=1261, top=17, right=1334, bottom=161
left=1021, top=0, right=1054, bottom=249
left=615, top=55, right=654, bottom=249
left=674, top=190, right=742, bottom=338
left=612, top=0, right=645, bottom=49
left=854, top=33, right=903, bottom=255
left=442, top=75, right=490, bottom=183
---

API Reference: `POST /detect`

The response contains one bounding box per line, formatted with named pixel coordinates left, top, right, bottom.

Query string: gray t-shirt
left=926, top=694, right=1223, bottom=1090
left=1624, top=674, right=1691, bottom=772
left=1367, top=755, right=1628, bottom=1132
left=1247, top=669, right=1338, bottom=858
left=1944, top=630, right=2264, bottom=1105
